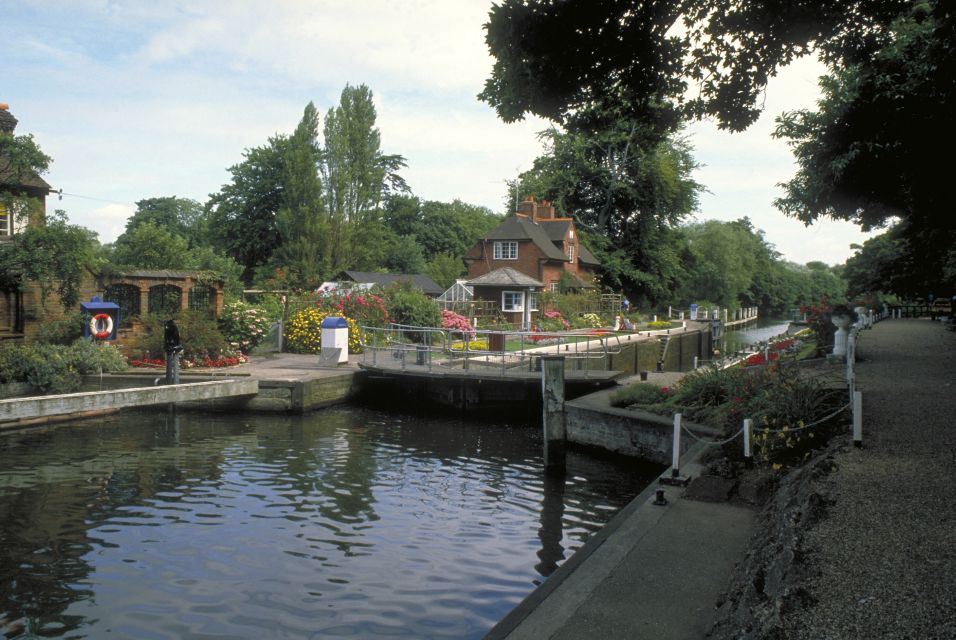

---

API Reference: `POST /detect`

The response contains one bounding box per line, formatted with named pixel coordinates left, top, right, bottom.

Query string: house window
left=567, top=243, right=575, bottom=263
left=502, top=290, right=524, bottom=312
left=528, top=292, right=539, bottom=311
left=493, top=241, right=518, bottom=260
left=550, top=282, right=559, bottom=292
left=0, top=203, right=10, bottom=237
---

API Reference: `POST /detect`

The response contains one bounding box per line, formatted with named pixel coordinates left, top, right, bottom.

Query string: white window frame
left=501, top=290, right=524, bottom=312
left=567, top=243, right=575, bottom=263
left=493, top=241, right=518, bottom=260
left=0, top=203, right=10, bottom=237
left=528, top=291, right=539, bottom=311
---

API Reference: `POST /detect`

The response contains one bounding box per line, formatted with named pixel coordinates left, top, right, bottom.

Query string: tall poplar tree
left=320, top=84, right=407, bottom=271
left=273, top=102, right=328, bottom=287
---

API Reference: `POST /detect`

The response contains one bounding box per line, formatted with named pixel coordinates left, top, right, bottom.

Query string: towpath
left=776, top=318, right=956, bottom=638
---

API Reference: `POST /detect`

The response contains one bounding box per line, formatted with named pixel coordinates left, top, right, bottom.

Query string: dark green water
left=0, top=407, right=661, bottom=639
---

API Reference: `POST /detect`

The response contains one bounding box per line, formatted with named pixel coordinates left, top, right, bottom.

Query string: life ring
left=89, top=313, right=113, bottom=340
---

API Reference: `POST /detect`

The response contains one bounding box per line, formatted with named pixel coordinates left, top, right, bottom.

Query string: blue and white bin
left=320, top=316, right=349, bottom=364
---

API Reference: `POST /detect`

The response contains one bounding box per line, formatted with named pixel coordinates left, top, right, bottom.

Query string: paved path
left=780, top=319, right=956, bottom=638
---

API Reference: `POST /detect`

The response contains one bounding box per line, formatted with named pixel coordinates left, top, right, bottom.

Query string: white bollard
left=671, top=413, right=682, bottom=477
left=693, top=355, right=698, bottom=370
left=853, top=391, right=863, bottom=447
left=743, top=418, right=753, bottom=463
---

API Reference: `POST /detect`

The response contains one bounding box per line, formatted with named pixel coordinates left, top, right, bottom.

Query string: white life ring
left=90, top=313, right=114, bottom=340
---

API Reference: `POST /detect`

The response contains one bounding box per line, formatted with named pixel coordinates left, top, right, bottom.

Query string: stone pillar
left=832, top=314, right=852, bottom=357
left=541, top=355, right=566, bottom=474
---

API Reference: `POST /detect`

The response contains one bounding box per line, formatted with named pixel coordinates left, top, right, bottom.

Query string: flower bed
left=129, top=354, right=249, bottom=369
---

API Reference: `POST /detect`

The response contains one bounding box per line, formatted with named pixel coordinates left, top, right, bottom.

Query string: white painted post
left=668, top=305, right=672, bottom=318
left=671, top=413, right=682, bottom=477
left=852, top=390, right=863, bottom=447
left=743, top=418, right=753, bottom=464
left=693, top=355, right=698, bottom=370
left=653, top=314, right=657, bottom=322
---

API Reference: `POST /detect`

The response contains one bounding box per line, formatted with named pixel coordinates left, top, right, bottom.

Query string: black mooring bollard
left=164, top=319, right=183, bottom=385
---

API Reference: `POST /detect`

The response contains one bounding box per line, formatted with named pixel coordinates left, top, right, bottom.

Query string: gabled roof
left=0, top=158, right=52, bottom=194
left=542, top=218, right=571, bottom=242
left=466, top=267, right=543, bottom=288
left=481, top=214, right=567, bottom=261
left=578, top=243, right=600, bottom=266
left=341, top=271, right=444, bottom=296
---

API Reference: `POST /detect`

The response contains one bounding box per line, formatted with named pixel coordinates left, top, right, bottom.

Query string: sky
left=3, top=1, right=877, bottom=266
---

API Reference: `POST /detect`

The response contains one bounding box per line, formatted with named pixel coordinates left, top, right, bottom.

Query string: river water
left=0, top=406, right=662, bottom=639
left=721, top=318, right=793, bottom=354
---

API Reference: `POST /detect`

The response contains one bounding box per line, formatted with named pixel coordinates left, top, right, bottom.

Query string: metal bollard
left=743, top=418, right=753, bottom=466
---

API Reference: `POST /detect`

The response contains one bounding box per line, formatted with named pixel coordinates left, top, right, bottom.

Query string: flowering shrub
left=745, top=351, right=780, bottom=366
left=609, top=383, right=673, bottom=407
left=647, top=320, right=672, bottom=330
left=218, top=301, right=274, bottom=354
left=441, top=309, right=474, bottom=335
left=129, top=354, right=249, bottom=368
left=537, top=309, right=570, bottom=331
left=449, top=338, right=489, bottom=351
left=581, top=313, right=602, bottom=327
left=317, top=289, right=388, bottom=328
left=770, top=339, right=795, bottom=351
left=285, top=308, right=362, bottom=354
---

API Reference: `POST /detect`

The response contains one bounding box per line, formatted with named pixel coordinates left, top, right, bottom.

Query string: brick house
left=463, top=197, right=600, bottom=327
left=1, top=103, right=54, bottom=340
left=0, top=104, right=224, bottom=349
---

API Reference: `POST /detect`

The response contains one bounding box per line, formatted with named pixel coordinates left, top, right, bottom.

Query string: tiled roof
left=118, top=270, right=218, bottom=280
left=0, top=158, right=52, bottom=193
left=481, top=215, right=567, bottom=261
left=466, top=267, right=543, bottom=287
left=341, top=271, right=444, bottom=296
left=578, top=243, right=600, bottom=266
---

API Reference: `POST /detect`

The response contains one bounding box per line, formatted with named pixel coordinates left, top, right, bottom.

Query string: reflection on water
left=721, top=318, right=793, bottom=354
left=0, top=406, right=661, bottom=639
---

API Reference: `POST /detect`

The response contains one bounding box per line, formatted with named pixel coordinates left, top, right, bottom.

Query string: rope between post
left=758, top=401, right=852, bottom=433
left=681, top=423, right=744, bottom=446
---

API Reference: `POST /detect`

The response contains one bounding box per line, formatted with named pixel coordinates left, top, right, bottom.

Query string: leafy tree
left=774, top=3, right=953, bottom=231
left=123, top=197, right=203, bottom=241
left=109, top=220, right=190, bottom=269
left=272, top=102, right=330, bottom=288
left=481, top=0, right=909, bottom=131
left=0, top=210, right=99, bottom=310
left=514, top=112, right=701, bottom=303
left=321, top=84, right=408, bottom=271
left=205, top=137, right=286, bottom=283
left=424, top=253, right=464, bottom=290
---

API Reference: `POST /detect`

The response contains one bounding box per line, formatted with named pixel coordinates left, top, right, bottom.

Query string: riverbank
left=710, top=318, right=956, bottom=639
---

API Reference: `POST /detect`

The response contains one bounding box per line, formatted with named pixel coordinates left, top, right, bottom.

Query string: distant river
left=0, top=406, right=662, bottom=639
left=721, top=317, right=793, bottom=354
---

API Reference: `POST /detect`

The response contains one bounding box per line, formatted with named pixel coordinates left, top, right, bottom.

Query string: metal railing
left=359, top=324, right=625, bottom=377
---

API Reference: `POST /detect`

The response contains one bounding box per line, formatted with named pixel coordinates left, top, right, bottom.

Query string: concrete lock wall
left=566, top=402, right=717, bottom=464
left=0, top=379, right=259, bottom=425
left=602, top=328, right=712, bottom=376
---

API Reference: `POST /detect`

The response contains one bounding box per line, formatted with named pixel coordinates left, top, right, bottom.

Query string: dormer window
left=494, top=241, right=518, bottom=260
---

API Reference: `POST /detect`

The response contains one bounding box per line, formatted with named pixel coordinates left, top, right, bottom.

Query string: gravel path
left=779, top=319, right=956, bottom=639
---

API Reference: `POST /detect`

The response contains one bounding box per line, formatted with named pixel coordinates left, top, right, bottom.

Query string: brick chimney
left=535, top=199, right=556, bottom=220
left=516, top=196, right=535, bottom=216
left=0, top=103, right=18, bottom=135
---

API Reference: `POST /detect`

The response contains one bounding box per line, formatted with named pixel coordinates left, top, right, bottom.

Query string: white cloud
left=5, top=2, right=873, bottom=263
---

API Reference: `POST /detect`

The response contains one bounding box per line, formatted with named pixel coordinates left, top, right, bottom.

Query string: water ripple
left=0, top=407, right=662, bottom=639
